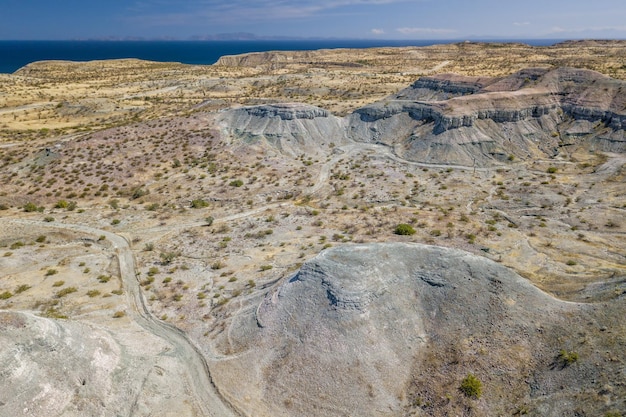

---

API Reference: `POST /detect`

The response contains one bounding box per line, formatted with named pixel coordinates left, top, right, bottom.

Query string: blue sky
left=2, top=0, right=626, bottom=40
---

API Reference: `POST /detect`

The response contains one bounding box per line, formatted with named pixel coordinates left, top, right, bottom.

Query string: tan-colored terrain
left=0, top=41, right=625, bottom=416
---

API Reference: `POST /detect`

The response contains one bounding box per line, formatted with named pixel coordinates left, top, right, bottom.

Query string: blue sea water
left=0, top=39, right=562, bottom=74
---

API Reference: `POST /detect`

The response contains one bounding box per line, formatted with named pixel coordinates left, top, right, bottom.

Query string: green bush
left=558, top=350, right=579, bottom=366
left=55, top=287, right=77, bottom=298
left=460, top=373, right=482, bottom=398
left=23, top=202, right=39, bottom=212
left=229, top=179, right=243, bottom=187
left=131, top=187, right=149, bottom=200
left=0, top=291, right=13, bottom=300
left=547, top=167, right=558, bottom=174
left=394, top=223, right=416, bottom=235
left=15, top=284, right=31, bottom=294
left=190, top=199, right=209, bottom=208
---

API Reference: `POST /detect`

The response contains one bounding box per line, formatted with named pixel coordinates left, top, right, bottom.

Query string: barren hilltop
left=0, top=41, right=625, bottom=417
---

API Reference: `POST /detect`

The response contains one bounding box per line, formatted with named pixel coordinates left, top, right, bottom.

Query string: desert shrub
left=52, top=280, right=65, bottom=287
left=558, top=350, right=579, bottom=366
left=205, top=216, right=214, bottom=226
left=111, top=219, right=121, bottom=225
left=15, top=284, right=31, bottom=294
left=211, top=261, right=225, bottom=270
left=97, top=275, right=111, bottom=283
left=0, top=291, right=12, bottom=300
left=131, top=187, right=149, bottom=200
left=547, top=167, right=558, bottom=174
left=10, top=241, right=24, bottom=250
left=143, top=243, right=155, bottom=251
left=160, top=252, right=178, bottom=264
left=260, top=265, right=273, bottom=271
left=23, top=202, right=39, bottom=212
left=43, top=216, right=55, bottom=222
left=394, top=223, right=416, bottom=235
left=46, top=269, right=58, bottom=276
left=229, top=179, right=243, bottom=187
left=112, top=311, right=125, bottom=318
left=86, top=290, right=101, bottom=297
left=460, top=373, right=482, bottom=398
left=190, top=199, right=209, bottom=208
left=55, top=287, right=77, bottom=298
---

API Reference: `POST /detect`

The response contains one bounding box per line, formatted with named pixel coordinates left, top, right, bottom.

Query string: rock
left=217, top=103, right=349, bottom=157
left=208, top=243, right=625, bottom=417
left=348, top=67, right=626, bottom=165
left=0, top=311, right=202, bottom=416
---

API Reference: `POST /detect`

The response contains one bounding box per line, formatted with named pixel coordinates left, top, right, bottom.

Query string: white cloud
left=371, top=28, right=385, bottom=35
left=548, top=25, right=626, bottom=34
left=396, top=27, right=456, bottom=35
left=129, top=0, right=408, bottom=23
left=514, top=22, right=530, bottom=26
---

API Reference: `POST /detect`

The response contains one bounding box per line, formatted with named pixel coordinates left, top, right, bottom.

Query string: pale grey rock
left=208, top=243, right=625, bottom=417
left=217, top=103, right=349, bottom=157
left=348, top=67, right=626, bottom=165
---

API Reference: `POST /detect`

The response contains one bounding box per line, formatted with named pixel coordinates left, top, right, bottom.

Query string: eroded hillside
left=0, top=42, right=625, bottom=417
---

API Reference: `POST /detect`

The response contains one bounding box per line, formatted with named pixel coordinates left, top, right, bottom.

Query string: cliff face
left=218, top=67, right=626, bottom=165
left=349, top=67, right=626, bottom=165
left=216, top=103, right=349, bottom=157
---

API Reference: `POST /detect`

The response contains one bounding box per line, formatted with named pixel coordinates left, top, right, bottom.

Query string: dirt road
left=4, top=218, right=241, bottom=417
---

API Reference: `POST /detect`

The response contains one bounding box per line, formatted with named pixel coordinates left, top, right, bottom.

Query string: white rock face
left=217, top=103, right=349, bottom=157
left=0, top=311, right=203, bottom=417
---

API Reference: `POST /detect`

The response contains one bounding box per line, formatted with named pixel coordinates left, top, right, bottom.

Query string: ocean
left=0, top=39, right=562, bottom=74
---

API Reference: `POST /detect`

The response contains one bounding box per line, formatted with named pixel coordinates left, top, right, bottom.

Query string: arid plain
left=1, top=40, right=625, bottom=416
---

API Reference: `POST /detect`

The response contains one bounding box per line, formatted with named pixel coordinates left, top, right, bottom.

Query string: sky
left=2, top=0, right=626, bottom=40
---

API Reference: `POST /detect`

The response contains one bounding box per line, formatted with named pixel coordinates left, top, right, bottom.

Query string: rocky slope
left=218, top=67, right=626, bottom=165
left=349, top=67, right=626, bottom=165
left=207, top=243, right=625, bottom=417
left=216, top=103, right=349, bottom=157
left=0, top=311, right=205, bottom=417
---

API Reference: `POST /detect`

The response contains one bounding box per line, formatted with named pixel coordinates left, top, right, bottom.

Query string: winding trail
left=3, top=218, right=241, bottom=417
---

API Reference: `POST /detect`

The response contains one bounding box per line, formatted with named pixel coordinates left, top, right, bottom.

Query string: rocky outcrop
left=208, top=243, right=625, bottom=417
left=348, top=67, right=626, bottom=165
left=217, top=103, right=349, bottom=157
left=0, top=311, right=207, bottom=416
left=217, top=67, right=626, bottom=165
